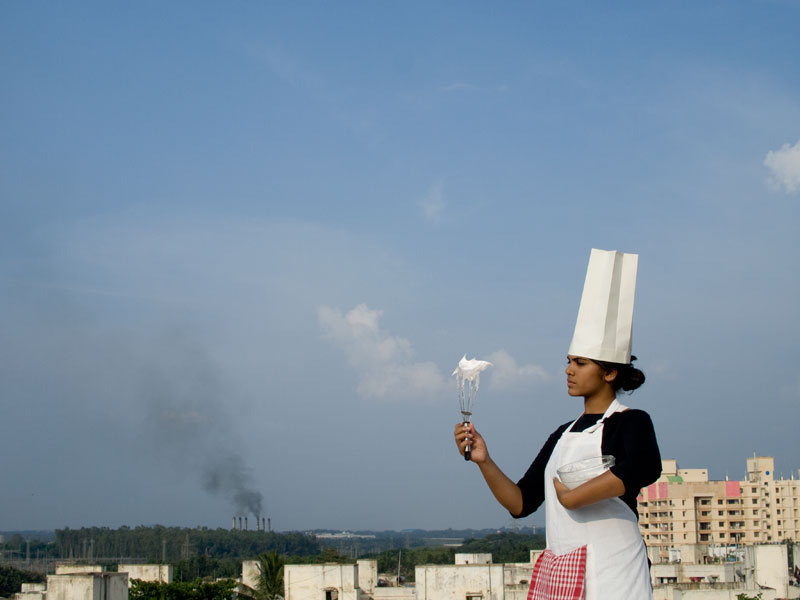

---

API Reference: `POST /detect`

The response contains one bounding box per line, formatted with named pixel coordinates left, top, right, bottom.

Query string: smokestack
left=244, top=517, right=248, bottom=530
left=267, top=518, right=271, bottom=532
left=255, top=515, right=260, bottom=531
left=262, top=518, right=266, bottom=532
left=238, top=517, right=242, bottom=530
left=232, top=517, right=237, bottom=530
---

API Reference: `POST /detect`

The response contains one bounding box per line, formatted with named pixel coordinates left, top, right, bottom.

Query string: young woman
left=453, top=354, right=661, bottom=600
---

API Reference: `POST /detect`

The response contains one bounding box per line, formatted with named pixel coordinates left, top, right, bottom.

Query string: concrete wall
left=503, top=561, right=535, bottom=600
left=356, top=560, right=377, bottom=594
left=371, top=588, right=416, bottom=600
left=242, top=560, right=261, bottom=592
left=118, top=564, right=172, bottom=585
left=12, top=592, right=45, bottom=600
left=284, top=564, right=360, bottom=600
left=745, top=544, right=790, bottom=598
left=454, top=554, right=492, bottom=565
left=672, top=590, right=777, bottom=600
left=415, top=564, right=504, bottom=600
left=20, top=584, right=46, bottom=593
left=46, top=573, right=128, bottom=600
left=55, top=565, right=103, bottom=575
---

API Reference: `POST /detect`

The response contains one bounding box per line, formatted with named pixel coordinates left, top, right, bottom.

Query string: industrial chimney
left=244, top=517, right=248, bottom=530
left=232, top=516, right=237, bottom=530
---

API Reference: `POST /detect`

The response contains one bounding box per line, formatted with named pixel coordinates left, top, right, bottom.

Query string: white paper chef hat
left=568, top=248, right=638, bottom=364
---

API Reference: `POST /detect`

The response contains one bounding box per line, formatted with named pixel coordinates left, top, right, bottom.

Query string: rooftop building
left=638, top=456, right=800, bottom=564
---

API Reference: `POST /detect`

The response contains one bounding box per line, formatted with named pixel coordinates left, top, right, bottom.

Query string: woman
left=454, top=249, right=661, bottom=600
left=454, top=356, right=660, bottom=598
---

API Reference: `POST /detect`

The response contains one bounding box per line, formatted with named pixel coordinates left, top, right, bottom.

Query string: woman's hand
left=454, top=422, right=524, bottom=516
left=553, top=470, right=626, bottom=510
left=453, top=422, right=489, bottom=464
left=552, top=477, right=577, bottom=509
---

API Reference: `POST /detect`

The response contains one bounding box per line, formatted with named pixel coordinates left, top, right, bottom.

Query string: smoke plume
left=143, top=329, right=264, bottom=519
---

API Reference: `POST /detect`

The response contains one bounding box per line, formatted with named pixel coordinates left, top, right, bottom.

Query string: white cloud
left=419, top=179, right=447, bottom=223
left=764, top=139, right=800, bottom=194
left=486, top=349, right=549, bottom=391
left=317, top=304, right=449, bottom=402
left=317, top=305, right=552, bottom=401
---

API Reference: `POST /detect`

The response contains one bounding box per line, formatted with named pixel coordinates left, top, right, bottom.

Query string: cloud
left=420, top=179, right=447, bottom=223
left=486, top=349, right=549, bottom=391
left=764, top=139, right=800, bottom=194
left=317, top=304, right=449, bottom=402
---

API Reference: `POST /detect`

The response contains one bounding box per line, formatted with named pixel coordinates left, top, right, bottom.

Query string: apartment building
left=638, top=455, right=800, bottom=562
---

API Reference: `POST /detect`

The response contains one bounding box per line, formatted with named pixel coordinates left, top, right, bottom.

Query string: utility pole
left=397, top=550, right=402, bottom=584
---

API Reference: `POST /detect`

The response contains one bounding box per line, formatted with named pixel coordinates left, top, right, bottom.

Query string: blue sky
left=1, top=1, right=799, bottom=532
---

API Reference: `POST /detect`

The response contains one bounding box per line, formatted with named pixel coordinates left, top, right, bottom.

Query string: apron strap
left=576, top=398, right=628, bottom=433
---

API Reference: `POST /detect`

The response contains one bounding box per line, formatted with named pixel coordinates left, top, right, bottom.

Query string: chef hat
left=568, top=248, right=638, bottom=364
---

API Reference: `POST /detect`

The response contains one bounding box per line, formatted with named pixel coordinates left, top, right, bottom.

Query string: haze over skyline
left=1, top=2, right=799, bottom=533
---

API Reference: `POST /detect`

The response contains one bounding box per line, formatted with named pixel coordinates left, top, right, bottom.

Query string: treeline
left=55, top=526, right=319, bottom=562
left=368, top=532, right=546, bottom=581
left=0, top=565, right=45, bottom=598
left=315, top=527, right=540, bottom=557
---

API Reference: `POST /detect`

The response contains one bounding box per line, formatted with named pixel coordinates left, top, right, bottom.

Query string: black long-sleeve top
left=514, top=409, right=661, bottom=519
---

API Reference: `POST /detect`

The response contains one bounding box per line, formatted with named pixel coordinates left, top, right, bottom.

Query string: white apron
left=544, top=399, right=652, bottom=600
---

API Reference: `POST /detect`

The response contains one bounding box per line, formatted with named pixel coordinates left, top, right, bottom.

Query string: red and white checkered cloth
left=526, top=546, right=587, bottom=600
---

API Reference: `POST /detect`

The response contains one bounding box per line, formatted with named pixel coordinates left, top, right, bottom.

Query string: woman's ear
left=603, top=368, right=618, bottom=383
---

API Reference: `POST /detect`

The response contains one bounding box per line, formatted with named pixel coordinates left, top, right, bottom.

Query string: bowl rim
left=557, top=455, right=615, bottom=477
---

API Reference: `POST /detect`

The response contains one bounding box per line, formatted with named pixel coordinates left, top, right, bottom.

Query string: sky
left=1, top=1, right=799, bottom=533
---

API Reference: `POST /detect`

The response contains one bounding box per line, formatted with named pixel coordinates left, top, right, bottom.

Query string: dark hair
left=592, top=355, right=646, bottom=393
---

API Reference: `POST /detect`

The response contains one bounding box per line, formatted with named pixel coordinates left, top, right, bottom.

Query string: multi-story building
left=638, top=455, right=800, bottom=562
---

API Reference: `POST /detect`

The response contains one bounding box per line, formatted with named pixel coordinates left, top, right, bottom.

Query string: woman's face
left=565, top=355, right=615, bottom=398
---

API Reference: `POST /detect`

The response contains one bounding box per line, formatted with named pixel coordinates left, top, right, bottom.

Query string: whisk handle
left=463, top=420, right=471, bottom=461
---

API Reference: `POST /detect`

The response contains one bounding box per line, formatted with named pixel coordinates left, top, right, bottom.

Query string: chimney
left=232, top=517, right=236, bottom=530
left=267, top=518, right=271, bottom=532
left=244, top=517, right=248, bottom=531
left=262, top=518, right=266, bottom=532
left=238, top=517, right=243, bottom=530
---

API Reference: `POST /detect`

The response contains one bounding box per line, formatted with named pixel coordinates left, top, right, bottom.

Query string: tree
left=129, top=578, right=236, bottom=600
left=252, top=552, right=285, bottom=600
left=0, top=565, right=46, bottom=598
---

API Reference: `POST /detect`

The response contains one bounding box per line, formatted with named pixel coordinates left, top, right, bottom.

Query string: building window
left=466, top=595, right=483, bottom=600
left=325, top=590, right=339, bottom=600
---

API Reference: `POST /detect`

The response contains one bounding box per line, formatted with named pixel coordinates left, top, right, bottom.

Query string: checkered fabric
left=526, top=546, right=587, bottom=600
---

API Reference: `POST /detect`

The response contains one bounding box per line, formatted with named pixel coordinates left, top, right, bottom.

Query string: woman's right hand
left=453, top=422, right=489, bottom=464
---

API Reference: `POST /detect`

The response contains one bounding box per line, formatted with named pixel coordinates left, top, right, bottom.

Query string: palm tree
left=253, top=552, right=284, bottom=600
